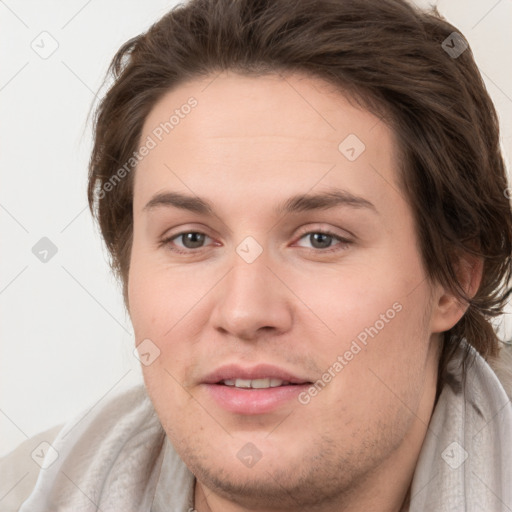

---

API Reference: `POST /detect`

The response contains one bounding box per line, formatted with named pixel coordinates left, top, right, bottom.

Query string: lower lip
left=203, top=383, right=310, bottom=415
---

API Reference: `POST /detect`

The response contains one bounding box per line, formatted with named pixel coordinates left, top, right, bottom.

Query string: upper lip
left=202, top=364, right=311, bottom=384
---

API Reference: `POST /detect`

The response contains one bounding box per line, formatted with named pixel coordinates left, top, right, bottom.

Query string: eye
left=295, top=230, right=351, bottom=252
left=161, top=229, right=352, bottom=255
left=163, top=231, right=213, bottom=252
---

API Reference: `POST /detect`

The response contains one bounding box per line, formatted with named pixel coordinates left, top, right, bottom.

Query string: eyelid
left=293, top=223, right=354, bottom=242
left=159, top=222, right=216, bottom=242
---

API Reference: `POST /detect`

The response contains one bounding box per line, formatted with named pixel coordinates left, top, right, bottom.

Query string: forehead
left=134, top=72, right=402, bottom=212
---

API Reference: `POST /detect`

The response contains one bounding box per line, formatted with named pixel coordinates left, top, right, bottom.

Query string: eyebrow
left=143, top=188, right=377, bottom=216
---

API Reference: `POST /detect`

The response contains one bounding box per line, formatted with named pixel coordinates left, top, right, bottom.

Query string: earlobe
left=430, top=254, right=483, bottom=334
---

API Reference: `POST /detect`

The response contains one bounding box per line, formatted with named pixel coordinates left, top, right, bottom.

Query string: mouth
left=219, top=378, right=305, bottom=389
left=201, top=364, right=312, bottom=415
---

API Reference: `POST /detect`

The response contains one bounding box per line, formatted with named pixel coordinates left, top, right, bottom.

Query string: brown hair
left=87, top=0, right=512, bottom=382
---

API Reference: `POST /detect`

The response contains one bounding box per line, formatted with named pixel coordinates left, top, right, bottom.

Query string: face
left=128, top=72, right=448, bottom=511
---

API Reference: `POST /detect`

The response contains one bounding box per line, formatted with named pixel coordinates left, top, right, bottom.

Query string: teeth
left=251, top=378, right=272, bottom=389
left=222, top=378, right=290, bottom=388
left=235, top=378, right=252, bottom=388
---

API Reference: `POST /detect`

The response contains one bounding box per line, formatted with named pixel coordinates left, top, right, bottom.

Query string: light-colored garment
left=408, top=343, right=512, bottom=511
left=2, top=341, right=511, bottom=511
left=11, top=386, right=195, bottom=512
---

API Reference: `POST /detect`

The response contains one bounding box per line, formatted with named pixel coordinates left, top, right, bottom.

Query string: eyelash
left=160, top=229, right=352, bottom=255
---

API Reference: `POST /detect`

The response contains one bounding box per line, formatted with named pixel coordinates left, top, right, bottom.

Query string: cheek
left=128, top=261, right=197, bottom=433
left=296, top=259, right=432, bottom=424
left=128, top=242, right=197, bottom=338
left=128, top=245, right=208, bottom=409
left=300, top=266, right=417, bottom=352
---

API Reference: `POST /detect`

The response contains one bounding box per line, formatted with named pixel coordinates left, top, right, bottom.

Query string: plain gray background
left=1, top=0, right=511, bottom=456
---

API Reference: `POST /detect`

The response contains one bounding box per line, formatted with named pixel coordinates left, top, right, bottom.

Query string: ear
left=430, top=253, right=483, bottom=334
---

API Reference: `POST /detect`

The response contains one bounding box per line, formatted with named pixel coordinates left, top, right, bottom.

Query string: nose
left=209, top=251, right=294, bottom=341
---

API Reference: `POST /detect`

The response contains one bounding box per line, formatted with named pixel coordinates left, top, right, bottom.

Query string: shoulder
left=487, top=342, right=512, bottom=400
left=0, top=423, right=63, bottom=511
left=0, top=383, right=160, bottom=511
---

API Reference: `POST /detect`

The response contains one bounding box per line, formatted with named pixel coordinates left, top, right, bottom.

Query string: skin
left=128, top=72, right=474, bottom=512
